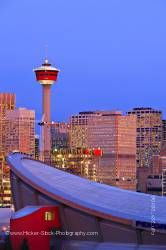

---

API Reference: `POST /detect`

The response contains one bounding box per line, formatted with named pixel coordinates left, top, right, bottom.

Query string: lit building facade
left=162, top=120, right=166, bottom=141
left=35, top=135, right=40, bottom=160
left=0, top=93, right=16, bottom=207
left=127, top=108, right=163, bottom=168
left=69, top=111, right=137, bottom=190
left=0, top=93, right=16, bottom=154
left=50, top=122, right=69, bottom=151
left=151, top=141, right=166, bottom=196
left=51, top=148, right=100, bottom=181
left=5, top=108, right=35, bottom=157
left=137, top=141, right=166, bottom=196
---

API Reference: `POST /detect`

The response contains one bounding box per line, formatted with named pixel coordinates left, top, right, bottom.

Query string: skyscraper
left=0, top=93, right=16, bottom=154
left=5, top=108, right=35, bottom=156
left=35, top=135, right=40, bottom=160
left=127, top=107, right=163, bottom=168
left=69, top=111, right=137, bottom=190
left=162, top=119, right=166, bottom=141
left=0, top=93, right=16, bottom=207
left=50, top=122, right=69, bottom=151
left=137, top=141, right=166, bottom=196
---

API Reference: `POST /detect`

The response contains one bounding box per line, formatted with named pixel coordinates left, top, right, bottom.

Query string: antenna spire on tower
left=44, top=44, right=48, bottom=61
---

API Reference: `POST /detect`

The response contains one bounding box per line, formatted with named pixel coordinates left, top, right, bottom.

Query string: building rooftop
left=11, top=206, right=42, bottom=219
left=78, top=110, right=122, bottom=116
left=7, top=153, right=166, bottom=225
left=127, top=107, right=162, bottom=113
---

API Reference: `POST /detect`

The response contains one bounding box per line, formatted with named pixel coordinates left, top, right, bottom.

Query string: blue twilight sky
left=0, top=0, right=166, bottom=122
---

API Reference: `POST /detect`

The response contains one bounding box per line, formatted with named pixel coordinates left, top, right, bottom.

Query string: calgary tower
left=34, top=59, right=60, bottom=163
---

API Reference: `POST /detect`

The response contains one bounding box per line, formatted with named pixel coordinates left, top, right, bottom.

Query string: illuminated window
left=45, top=211, right=55, bottom=221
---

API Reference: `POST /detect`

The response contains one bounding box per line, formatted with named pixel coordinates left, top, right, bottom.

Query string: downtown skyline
left=0, top=0, right=166, bottom=122
left=1, top=1, right=166, bottom=248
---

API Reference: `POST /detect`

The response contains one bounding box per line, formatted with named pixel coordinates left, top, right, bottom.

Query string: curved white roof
left=7, top=153, right=166, bottom=225
left=33, top=59, right=60, bottom=72
left=33, top=65, right=59, bottom=72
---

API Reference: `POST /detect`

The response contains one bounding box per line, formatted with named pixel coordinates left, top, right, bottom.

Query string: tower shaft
left=43, top=84, right=51, bottom=123
left=42, top=85, right=51, bottom=163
